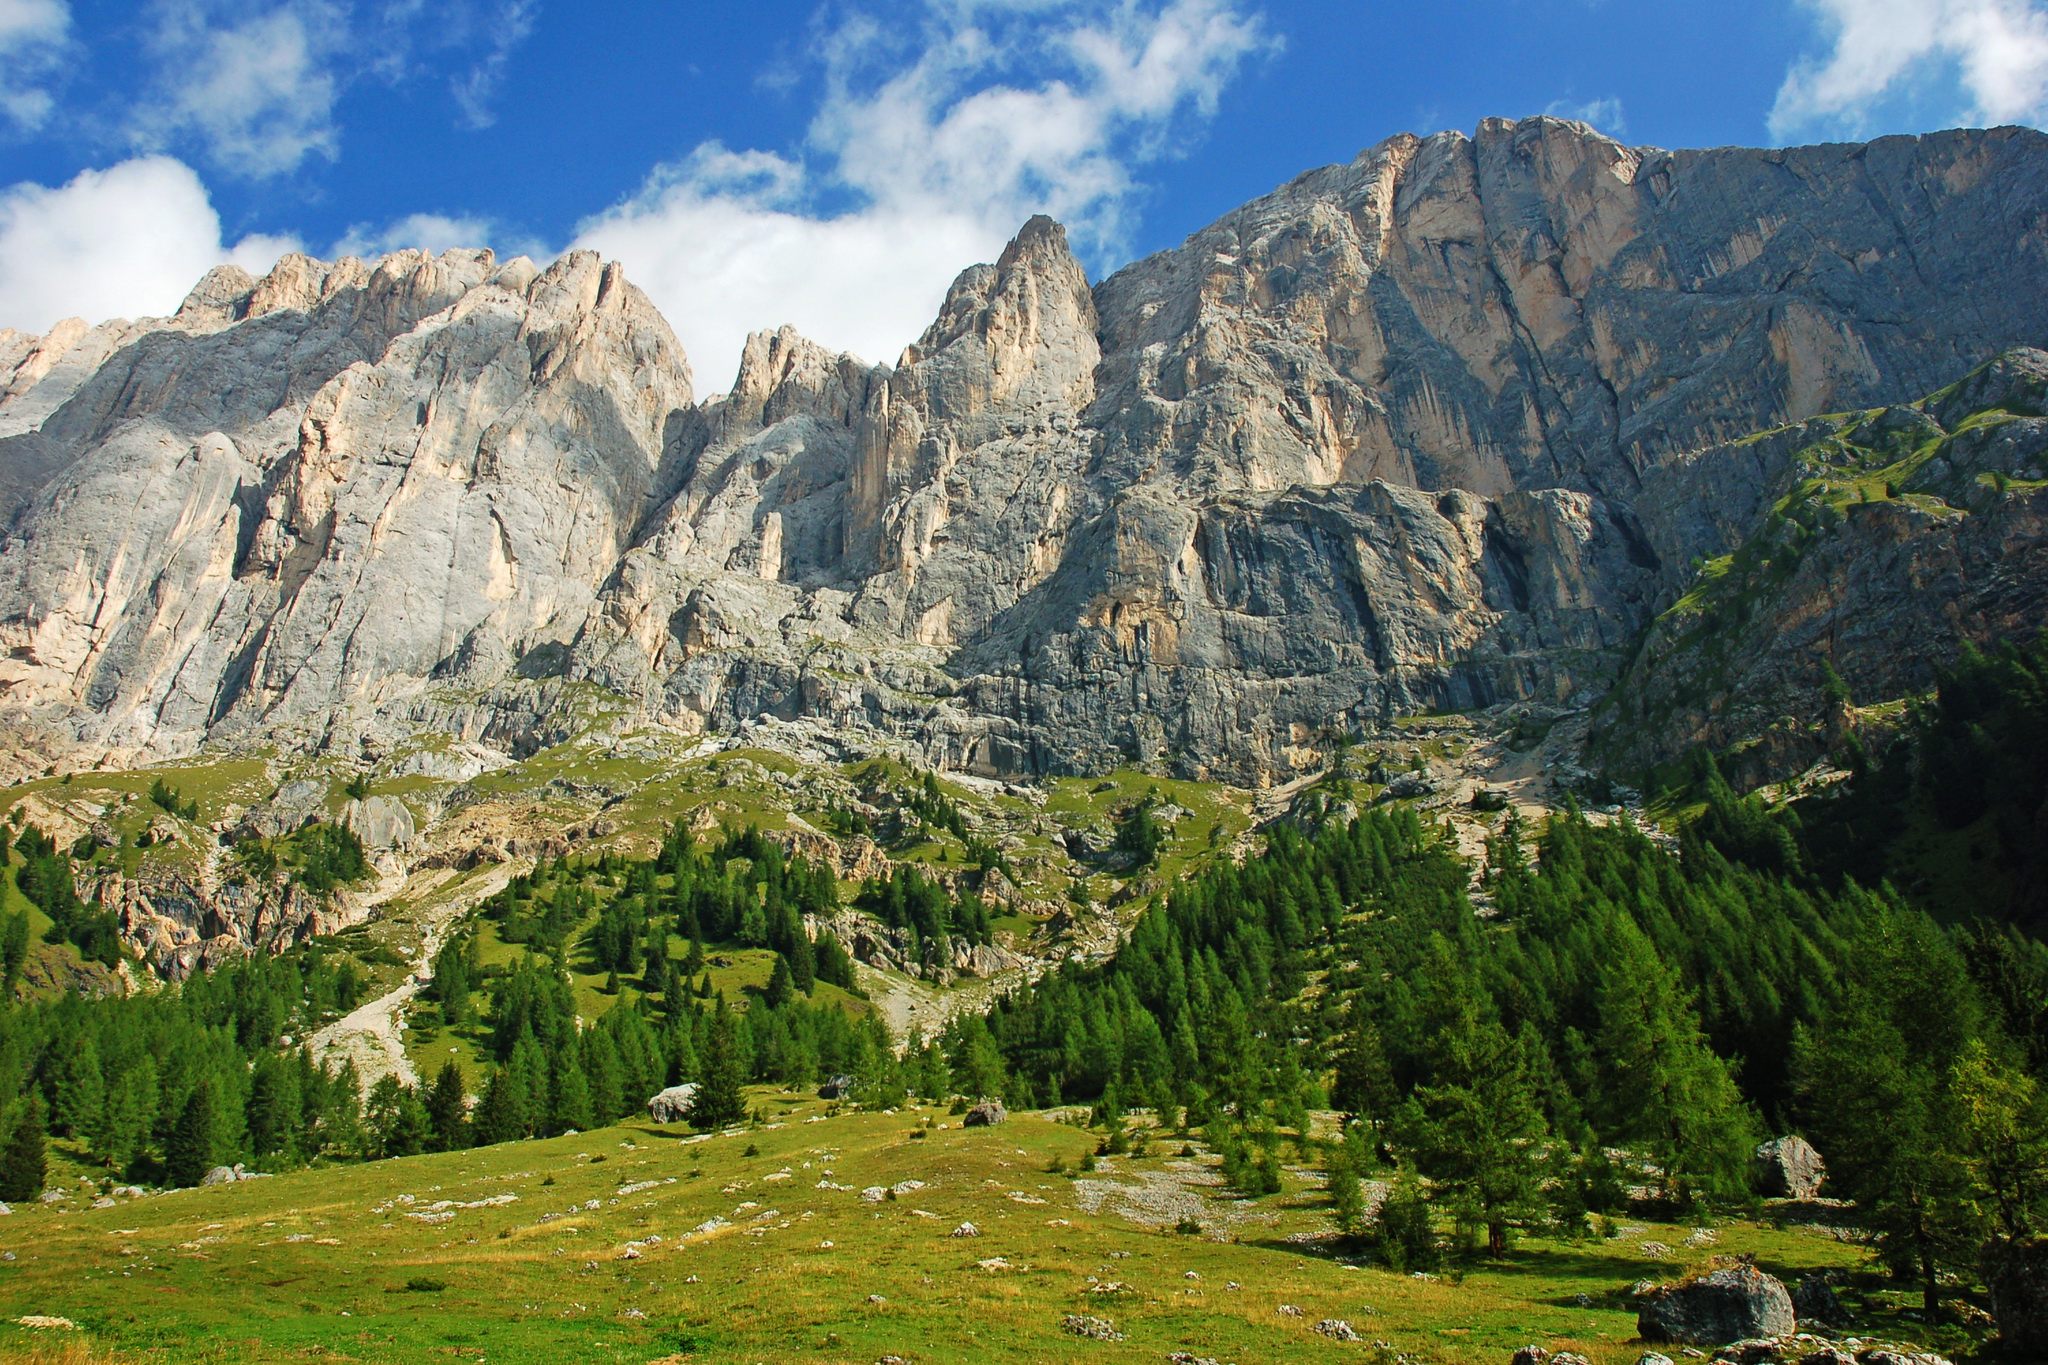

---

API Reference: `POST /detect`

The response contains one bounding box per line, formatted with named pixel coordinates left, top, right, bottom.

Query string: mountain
left=3, top=117, right=2047, bottom=789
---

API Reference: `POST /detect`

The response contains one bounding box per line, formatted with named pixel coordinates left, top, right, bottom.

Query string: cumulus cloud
left=0, top=0, right=71, bottom=130
left=134, top=0, right=543, bottom=177
left=1771, top=0, right=2048, bottom=138
left=1543, top=96, right=1627, bottom=136
left=574, top=0, right=1274, bottom=387
left=331, top=212, right=501, bottom=260
left=137, top=1, right=349, bottom=178
left=0, top=157, right=296, bottom=336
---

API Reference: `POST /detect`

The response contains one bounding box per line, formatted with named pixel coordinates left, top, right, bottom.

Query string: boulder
left=1636, top=1264, right=1795, bottom=1345
left=200, top=1166, right=239, bottom=1186
left=1511, top=1349, right=1549, bottom=1365
left=1986, top=1234, right=2048, bottom=1357
left=645, top=1084, right=699, bottom=1124
left=343, top=795, right=415, bottom=850
left=1634, top=1355, right=1676, bottom=1365
left=1790, top=1272, right=1843, bottom=1327
left=817, top=1074, right=855, bottom=1100
left=962, top=1100, right=1008, bottom=1127
left=1753, top=1136, right=1825, bottom=1199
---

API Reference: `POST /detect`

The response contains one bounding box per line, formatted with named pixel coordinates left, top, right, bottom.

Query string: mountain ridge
left=2, top=116, right=2046, bottom=787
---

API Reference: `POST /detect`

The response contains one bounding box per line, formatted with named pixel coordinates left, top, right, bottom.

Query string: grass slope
left=0, top=1093, right=1868, bottom=1365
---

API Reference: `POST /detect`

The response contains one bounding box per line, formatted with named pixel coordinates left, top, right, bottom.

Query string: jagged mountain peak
left=1, top=122, right=2045, bottom=788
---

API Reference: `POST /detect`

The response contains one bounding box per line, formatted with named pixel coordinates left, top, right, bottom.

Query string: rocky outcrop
left=3, top=121, right=2047, bottom=786
left=1754, top=1136, right=1825, bottom=1200
left=1597, top=349, right=2048, bottom=781
left=1636, top=1264, right=1796, bottom=1345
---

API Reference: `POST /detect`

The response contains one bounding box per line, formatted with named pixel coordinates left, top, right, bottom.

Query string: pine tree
left=550, top=1048, right=594, bottom=1135
left=1796, top=908, right=1989, bottom=1315
left=52, top=1037, right=104, bottom=1139
left=0, top=910, right=28, bottom=988
left=473, top=1066, right=525, bottom=1147
left=689, top=1005, right=748, bottom=1130
left=246, top=1051, right=303, bottom=1160
left=642, top=942, right=669, bottom=998
left=167, top=1081, right=218, bottom=1187
left=1391, top=941, right=1548, bottom=1256
left=1593, top=917, right=1755, bottom=1207
left=426, top=1061, right=469, bottom=1153
left=764, top=953, right=794, bottom=1008
left=0, top=1099, right=46, bottom=1202
left=584, top=1027, right=624, bottom=1127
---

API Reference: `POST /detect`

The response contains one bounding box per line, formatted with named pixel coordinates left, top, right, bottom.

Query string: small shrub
left=1174, top=1217, right=1202, bottom=1236
left=743, top=1143, right=759, bottom=1158
left=404, top=1276, right=447, bottom=1293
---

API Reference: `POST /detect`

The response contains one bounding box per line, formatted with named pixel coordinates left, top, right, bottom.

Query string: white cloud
left=0, top=157, right=297, bottom=336
left=1771, top=0, right=2048, bottom=138
left=331, top=212, right=499, bottom=260
left=451, top=0, right=538, bottom=131
left=1543, top=96, right=1627, bottom=137
left=138, top=1, right=349, bottom=178
left=574, top=0, right=1274, bottom=388
left=133, top=0, right=543, bottom=177
left=0, top=0, right=70, bottom=130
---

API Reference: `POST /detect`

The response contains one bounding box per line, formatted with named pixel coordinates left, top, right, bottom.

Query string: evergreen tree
left=364, top=1076, right=430, bottom=1158
left=473, top=1066, right=525, bottom=1147
left=0, top=1099, right=46, bottom=1202
left=1796, top=909, right=1989, bottom=1315
left=1593, top=916, right=1755, bottom=1206
left=167, top=1081, right=219, bottom=1187
left=550, top=1047, right=594, bottom=1135
left=1392, top=941, right=1548, bottom=1256
left=764, top=953, right=794, bottom=1008
left=246, top=1051, right=303, bottom=1160
left=0, top=910, right=28, bottom=988
left=52, top=1036, right=104, bottom=1138
left=426, top=1061, right=469, bottom=1153
left=642, top=941, right=669, bottom=998
left=689, top=1006, right=748, bottom=1130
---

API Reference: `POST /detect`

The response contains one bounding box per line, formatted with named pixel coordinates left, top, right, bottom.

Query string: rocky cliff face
left=3, top=118, right=2047, bottom=786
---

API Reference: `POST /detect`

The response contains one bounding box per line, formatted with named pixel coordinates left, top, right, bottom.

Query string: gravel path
left=307, top=864, right=513, bottom=1090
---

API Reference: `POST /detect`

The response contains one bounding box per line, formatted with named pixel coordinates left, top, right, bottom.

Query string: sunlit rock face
left=4, top=119, right=2046, bottom=784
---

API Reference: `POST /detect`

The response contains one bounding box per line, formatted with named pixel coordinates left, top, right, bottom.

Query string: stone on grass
left=1510, top=1348, right=1550, bottom=1365
left=646, top=1084, right=699, bottom=1124
left=963, top=1100, right=1008, bottom=1127
left=1636, top=1264, right=1795, bottom=1345
left=1061, top=1314, right=1123, bottom=1341
left=1313, top=1319, right=1360, bottom=1341
left=1753, top=1136, right=1825, bottom=1199
left=818, top=1075, right=855, bottom=1100
left=1792, top=1349, right=1853, bottom=1365
left=1790, top=1272, right=1844, bottom=1327
left=949, top=1222, right=980, bottom=1238
left=200, top=1166, right=239, bottom=1186
left=1633, top=1354, right=1675, bottom=1365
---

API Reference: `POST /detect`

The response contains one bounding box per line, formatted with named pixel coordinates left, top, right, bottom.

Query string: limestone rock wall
left=3, top=119, right=2047, bottom=783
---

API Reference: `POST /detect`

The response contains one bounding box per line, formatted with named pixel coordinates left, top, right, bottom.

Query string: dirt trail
left=307, top=864, right=513, bottom=1089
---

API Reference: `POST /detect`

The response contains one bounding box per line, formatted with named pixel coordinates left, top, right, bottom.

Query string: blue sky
left=2, top=0, right=2045, bottom=387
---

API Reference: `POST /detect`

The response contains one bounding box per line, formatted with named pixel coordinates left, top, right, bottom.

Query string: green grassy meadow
left=0, top=1095, right=1874, bottom=1365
